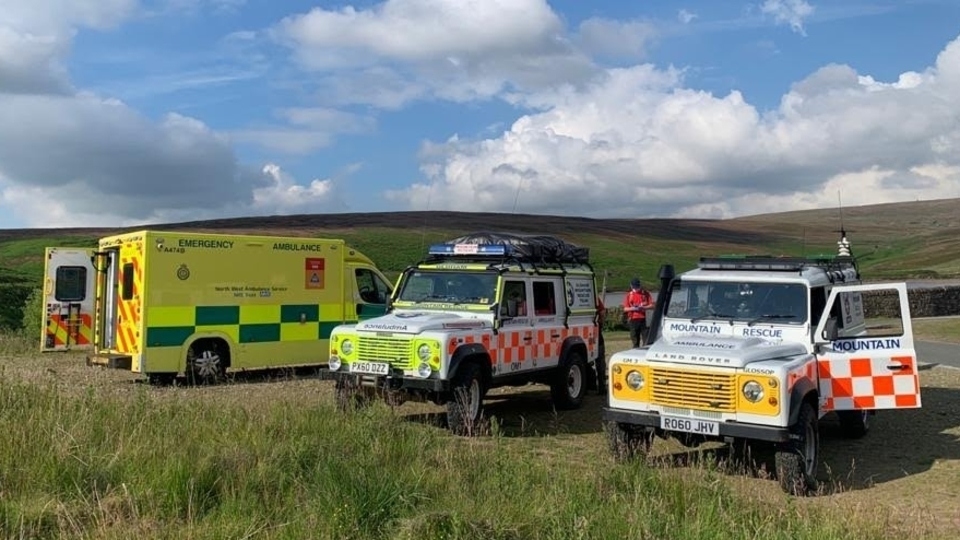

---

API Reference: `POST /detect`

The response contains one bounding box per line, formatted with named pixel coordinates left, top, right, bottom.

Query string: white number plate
left=349, top=361, right=390, bottom=375
left=660, top=415, right=719, bottom=436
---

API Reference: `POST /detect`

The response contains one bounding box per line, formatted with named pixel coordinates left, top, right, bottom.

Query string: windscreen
left=665, top=280, right=808, bottom=325
left=396, top=270, right=498, bottom=305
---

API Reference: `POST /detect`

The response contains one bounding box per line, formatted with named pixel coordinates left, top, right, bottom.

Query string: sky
left=1, top=0, right=960, bottom=229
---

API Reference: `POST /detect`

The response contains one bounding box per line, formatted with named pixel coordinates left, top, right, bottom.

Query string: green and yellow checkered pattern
left=145, top=304, right=348, bottom=348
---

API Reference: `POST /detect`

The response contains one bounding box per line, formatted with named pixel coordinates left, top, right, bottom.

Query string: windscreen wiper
left=746, top=314, right=797, bottom=327
left=690, top=312, right=735, bottom=324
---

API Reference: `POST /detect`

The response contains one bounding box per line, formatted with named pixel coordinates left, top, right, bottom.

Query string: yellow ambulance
left=41, top=230, right=393, bottom=384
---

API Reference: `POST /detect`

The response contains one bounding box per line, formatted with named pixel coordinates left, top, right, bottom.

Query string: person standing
left=623, top=277, right=653, bottom=348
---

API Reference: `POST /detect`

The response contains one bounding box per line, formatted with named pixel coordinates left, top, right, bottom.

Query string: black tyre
left=446, top=362, right=484, bottom=436
left=147, top=373, right=176, bottom=386
left=551, top=350, right=587, bottom=410
left=605, top=421, right=654, bottom=462
left=837, top=409, right=870, bottom=439
left=186, top=340, right=227, bottom=385
left=775, top=402, right=819, bottom=495
left=334, top=379, right=372, bottom=412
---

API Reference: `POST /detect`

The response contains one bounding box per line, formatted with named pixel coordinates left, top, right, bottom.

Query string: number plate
left=660, top=415, right=719, bottom=436
left=349, top=361, right=390, bottom=375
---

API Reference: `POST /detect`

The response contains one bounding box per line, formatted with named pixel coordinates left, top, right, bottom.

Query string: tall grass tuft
left=0, top=374, right=898, bottom=539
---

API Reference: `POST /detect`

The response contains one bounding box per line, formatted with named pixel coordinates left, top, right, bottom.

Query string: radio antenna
left=834, top=190, right=852, bottom=257
left=837, top=190, right=845, bottom=237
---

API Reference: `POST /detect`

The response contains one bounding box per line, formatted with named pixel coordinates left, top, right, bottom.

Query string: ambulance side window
left=356, top=268, right=390, bottom=304
left=501, top=280, right=527, bottom=317
left=121, top=263, right=134, bottom=301
left=532, top=281, right=557, bottom=316
left=55, top=266, right=87, bottom=302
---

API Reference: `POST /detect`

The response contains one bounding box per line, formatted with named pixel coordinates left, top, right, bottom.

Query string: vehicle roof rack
left=697, top=255, right=858, bottom=273
left=424, top=231, right=590, bottom=267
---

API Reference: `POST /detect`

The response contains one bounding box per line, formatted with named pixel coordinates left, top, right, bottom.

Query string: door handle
left=523, top=336, right=533, bottom=341
left=550, top=333, right=561, bottom=338
left=886, top=364, right=909, bottom=371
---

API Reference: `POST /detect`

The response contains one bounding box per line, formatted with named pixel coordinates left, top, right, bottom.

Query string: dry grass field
left=2, top=327, right=958, bottom=539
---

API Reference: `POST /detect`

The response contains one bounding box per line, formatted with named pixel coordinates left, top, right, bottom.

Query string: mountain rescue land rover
left=602, top=234, right=923, bottom=495
left=41, top=231, right=393, bottom=384
left=318, top=232, right=603, bottom=435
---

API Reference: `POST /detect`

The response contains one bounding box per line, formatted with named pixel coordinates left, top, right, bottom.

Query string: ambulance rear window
left=121, top=263, right=134, bottom=301
left=55, top=266, right=87, bottom=302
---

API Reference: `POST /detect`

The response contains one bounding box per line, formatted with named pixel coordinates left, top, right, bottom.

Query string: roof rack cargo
left=425, top=231, right=590, bottom=265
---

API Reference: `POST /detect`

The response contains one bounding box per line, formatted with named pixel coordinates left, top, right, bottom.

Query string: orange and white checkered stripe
left=818, top=355, right=921, bottom=411
left=446, top=324, right=599, bottom=365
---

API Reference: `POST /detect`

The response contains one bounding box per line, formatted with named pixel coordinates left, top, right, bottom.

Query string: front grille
left=357, top=337, right=414, bottom=369
left=650, top=368, right=737, bottom=412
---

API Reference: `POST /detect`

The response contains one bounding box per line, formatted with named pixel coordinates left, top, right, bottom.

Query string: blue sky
left=2, top=0, right=960, bottom=228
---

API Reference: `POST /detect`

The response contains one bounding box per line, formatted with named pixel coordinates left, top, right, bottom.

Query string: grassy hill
left=2, top=198, right=959, bottom=329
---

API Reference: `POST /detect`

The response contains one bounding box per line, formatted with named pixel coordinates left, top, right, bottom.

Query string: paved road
left=917, top=340, right=960, bottom=370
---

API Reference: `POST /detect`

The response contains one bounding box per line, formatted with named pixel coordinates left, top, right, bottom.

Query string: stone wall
left=862, top=285, right=960, bottom=318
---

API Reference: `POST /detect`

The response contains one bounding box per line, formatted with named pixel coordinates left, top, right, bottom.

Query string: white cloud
left=386, top=33, right=960, bottom=219
left=270, top=0, right=600, bottom=108
left=760, top=0, right=815, bottom=35
left=229, top=107, right=377, bottom=154
left=0, top=0, right=137, bottom=94
left=678, top=9, right=698, bottom=24
left=575, top=18, right=657, bottom=61
left=0, top=162, right=346, bottom=228
left=0, top=0, right=344, bottom=227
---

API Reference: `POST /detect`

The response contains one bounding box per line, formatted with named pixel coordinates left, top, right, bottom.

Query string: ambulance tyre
left=446, top=362, right=484, bottom=436
left=837, top=410, right=870, bottom=439
left=186, top=339, right=228, bottom=385
left=775, top=401, right=819, bottom=496
left=335, top=379, right=371, bottom=412
left=551, top=350, right=587, bottom=410
left=605, top=421, right=654, bottom=462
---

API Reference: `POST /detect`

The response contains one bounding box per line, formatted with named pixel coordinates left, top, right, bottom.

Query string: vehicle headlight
left=742, top=380, right=764, bottom=402
left=625, top=370, right=645, bottom=391
left=341, top=339, right=354, bottom=356
left=328, top=356, right=342, bottom=371
left=417, top=362, right=432, bottom=378
left=417, top=343, right=431, bottom=362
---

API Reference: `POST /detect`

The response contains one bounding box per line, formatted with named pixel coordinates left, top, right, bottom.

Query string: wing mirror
left=820, top=316, right=839, bottom=342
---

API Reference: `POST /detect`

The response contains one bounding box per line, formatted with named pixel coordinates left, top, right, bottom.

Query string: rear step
left=87, top=354, right=132, bottom=370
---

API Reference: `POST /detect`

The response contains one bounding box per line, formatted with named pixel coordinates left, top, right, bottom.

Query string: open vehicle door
left=41, top=247, right=96, bottom=352
left=814, top=282, right=921, bottom=412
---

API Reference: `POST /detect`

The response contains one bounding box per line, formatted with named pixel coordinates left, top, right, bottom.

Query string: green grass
left=0, top=372, right=896, bottom=540
left=913, top=318, right=960, bottom=344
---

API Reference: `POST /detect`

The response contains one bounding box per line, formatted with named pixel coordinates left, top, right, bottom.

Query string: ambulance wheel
left=605, top=421, right=654, bottom=462
left=551, top=350, right=587, bottom=410
left=186, top=339, right=227, bottom=385
left=837, top=410, right=870, bottom=439
left=147, top=373, right=176, bottom=386
left=334, top=379, right=371, bottom=412
left=446, top=362, right=484, bottom=436
left=775, top=402, right=819, bottom=496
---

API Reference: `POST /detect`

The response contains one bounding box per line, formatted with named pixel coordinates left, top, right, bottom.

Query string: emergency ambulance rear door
left=813, top=282, right=921, bottom=412
left=41, top=247, right=96, bottom=352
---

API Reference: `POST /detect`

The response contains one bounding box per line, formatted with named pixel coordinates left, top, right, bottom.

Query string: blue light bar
left=427, top=243, right=508, bottom=256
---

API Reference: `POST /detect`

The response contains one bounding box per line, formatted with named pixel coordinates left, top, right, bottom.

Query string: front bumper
left=602, top=407, right=792, bottom=443
left=318, top=368, right=450, bottom=393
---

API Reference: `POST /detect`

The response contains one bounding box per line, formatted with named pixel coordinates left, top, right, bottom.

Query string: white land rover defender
left=319, top=232, right=603, bottom=435
left=602, top=235, right=923, bottom=495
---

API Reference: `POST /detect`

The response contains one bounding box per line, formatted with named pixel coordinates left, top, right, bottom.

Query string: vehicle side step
left=86, top=354, right=132, bottom=370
